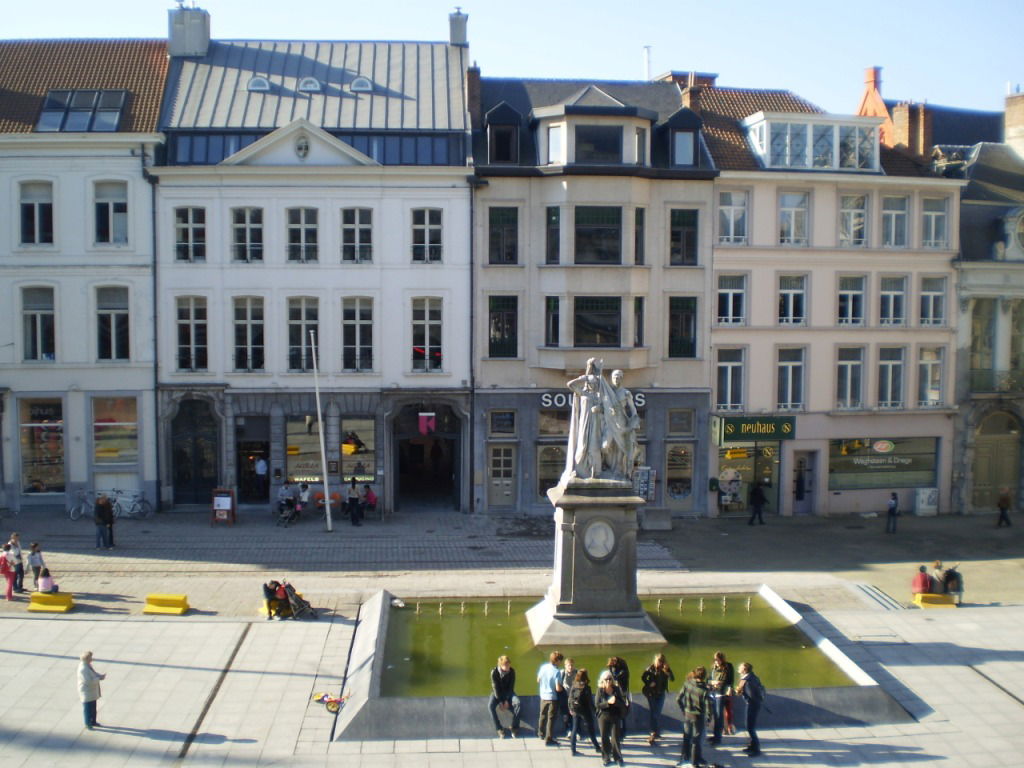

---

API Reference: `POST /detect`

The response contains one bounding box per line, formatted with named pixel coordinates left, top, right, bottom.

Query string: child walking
left=28, top=542, right=45, bottom=591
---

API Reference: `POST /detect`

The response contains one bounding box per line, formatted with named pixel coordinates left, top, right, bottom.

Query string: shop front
left=475, top=388, right=710, bottom=516
left=711, top=415, right=793, bottom=517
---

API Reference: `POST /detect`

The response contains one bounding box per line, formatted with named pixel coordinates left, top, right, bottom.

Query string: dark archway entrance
left=171, top=399, right=219, bottom=504
left=394, top=404, right=459, bottom=511
left=973, top=411, right=1021, bottom=509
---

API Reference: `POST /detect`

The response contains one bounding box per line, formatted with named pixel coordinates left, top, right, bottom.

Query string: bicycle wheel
left=68, top=504, right=83, bottom=521
left=135, top=499, right=155, bottom=518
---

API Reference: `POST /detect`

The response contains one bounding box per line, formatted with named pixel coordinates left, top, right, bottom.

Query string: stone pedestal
left=526, top=477, right=666, bottom=646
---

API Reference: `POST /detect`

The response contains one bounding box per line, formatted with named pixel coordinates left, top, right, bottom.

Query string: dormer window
left=35, top=89, right=127, bottom=132
left=350, top=77, right=373, bottom=93
left=672, top=130, right=696, bottom=167
left=297, top=77, right=321, bottom=93
left=744, top=113, right=880, bottom=171
left=575, top=125, right=621, bottom=163
left=247, top=76, right=271, bottom=93
left=488, top=125, right=518, bottom=164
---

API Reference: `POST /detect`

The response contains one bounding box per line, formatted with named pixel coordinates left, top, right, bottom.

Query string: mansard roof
left=0, top=39, right=168, bottom=133
left=161, top=40, right=469, bottom=132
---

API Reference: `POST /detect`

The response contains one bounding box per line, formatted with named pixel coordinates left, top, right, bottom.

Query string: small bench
left=913, top=592, right=956, bottom=608
left=28, top=592, right=74, bottom=613
left=144, top=593, right=190, bottom=615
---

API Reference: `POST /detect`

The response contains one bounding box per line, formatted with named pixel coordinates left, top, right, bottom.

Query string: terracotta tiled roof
left=699, top=86, right=934, bottom=177
left=698, top=86, right=822, bottom=171
left=0, top=40, right=168, bottom=133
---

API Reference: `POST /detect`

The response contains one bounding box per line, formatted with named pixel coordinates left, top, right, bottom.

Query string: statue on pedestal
left=562, top=359, right=639, bottom=484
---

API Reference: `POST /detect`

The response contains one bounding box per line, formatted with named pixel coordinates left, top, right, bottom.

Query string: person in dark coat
left=595, top=672, right=626, bottom=767
left=604, top=656, right=630, bottom=737
left=640, top=652, right=674, bottom=744
left=676, top=666, right=711, bottom=767
left=488, top=654, right=521, bottom=737
left=885, top=492, right=900, bottom=533
left=748, top=481, right=767, bottom=525
left=736, top=661, right=766, bottom=756
left=997, top=486, right=1013, bottom=527
left=94, top=495, right=114, bottom=549
left=568, top=668, right=600, bottom=756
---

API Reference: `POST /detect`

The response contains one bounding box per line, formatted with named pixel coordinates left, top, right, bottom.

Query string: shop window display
left=20, top=399, right=64, bottom=493
left=341, top=418, right=375, bottom=483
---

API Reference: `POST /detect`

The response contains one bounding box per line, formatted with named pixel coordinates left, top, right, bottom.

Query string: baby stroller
left=277, top=497, right=299, bottom=527
left=284, top=583, right=318, bottom=620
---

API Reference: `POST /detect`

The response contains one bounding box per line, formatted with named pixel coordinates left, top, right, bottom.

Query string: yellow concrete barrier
left=913, top=592, right=956, bottom=608
left=144, top=593, right=190, bottom=615
left=28, top=592, right=74, bottom=613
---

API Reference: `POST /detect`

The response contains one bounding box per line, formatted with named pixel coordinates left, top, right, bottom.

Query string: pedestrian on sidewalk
left=604, top=656, right=631, bottom=737
left=559, top=657, right=579, bottom=737
left=568, top=668, right=600, bottom=755
left=736, top=661, right=766, bottom=757
left=346, top=477, right=362, bottom=526
left=885, top=492, right=900, bottom=533
left=708, top=650, right=735, bottom=743
left=94, top=494, right=113, bottom=549
left=596, top=671, right=626, bottom=767
left=7, top=533, right=24, bottom=593
left=748, top=481, right=767, bottom=525
left=77, top=651, right=106, bottom=729
left=537, top=650, right=564, bottom=744
left=27, top=542, right=45, bottom=591
left=641, top=652, right=674, bottom=744
left=997, top=486, right=1013, bottom=527
left=0, top=545, right=14, bottom=600
left=676, top=665, right=711, bottom=768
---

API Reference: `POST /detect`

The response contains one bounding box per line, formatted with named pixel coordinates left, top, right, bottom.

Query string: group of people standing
left=1, top=534, right=57, bottom=599
left=488, top=650, right=767, bottom=767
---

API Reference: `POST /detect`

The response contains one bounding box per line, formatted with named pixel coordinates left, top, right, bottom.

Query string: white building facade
left=0, top=41, right=166, bottom=514
left=152, top=9, right=473, bottom=513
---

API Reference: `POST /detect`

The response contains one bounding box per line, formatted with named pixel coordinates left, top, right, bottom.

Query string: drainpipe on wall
left=142, top=144, right=161, bottom=512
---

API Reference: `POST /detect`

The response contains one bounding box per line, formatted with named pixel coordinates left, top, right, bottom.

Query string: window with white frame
left=575, top=125, right=622, bottom=163
left=174, top=207, right=206, bottom=262
left=881, top=196, right=908, bottom=247
left=342, top=297, right=373, bottom=371
left=779, top=192, right=808, bottom=245
left=574, top=297, right=621, bottom=347
left=770, top=123, right=808, bottom=167
left=96, top=286, right=129, bottom=360
left=838, top=125, right=875, bottom=169
left=233, top=297, right=264, bottom=371
left=778, top=275, right=806, bottom=324
left=547, top=125, right=563, bottom=164
left=22, top=287, right=55, bottom=361
left=918, top=347, right=944, bottom=407
left=20, top=182, right=53, bottom=245
left=232, top=207, right=263, bottom=262
left=839, top=194, right=867, bottom=247
left=777, top=348, right=804, bottom=410
left=635, top=127, right=647, bottom=166
left=176, top=296, right=208, bottom=371
left=341, top=208, right=373, bottom=262
left=811, top=124, right=833, bottom=167
left=287, top=207, right=318, bottom=262
left=94, top=181, right=127, bottom=244
left=717, top=275, right=746, bottom=324
left=672, top=130, right=695, bottom=166
left=879, top=276, right=906, bottom=325
left=919, top=277, right=946, bottom=326
left=922, top=198, right=948, bottom=248
left=878, top=347, right=904, bottom=408
left=838, top=275, right=865, bottom=325
left=716, top=348, right=744, bottom=411
left=836, top=347, right=863, bottom=409
left=412, top=208, right=443, bottom=262
left=287, top=297, right=319, bottom=371
left=412, top=297, right=443, bottom=371
left=718, top=191, right=747, bottom=244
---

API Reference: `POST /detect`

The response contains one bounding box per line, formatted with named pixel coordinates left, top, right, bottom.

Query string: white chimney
left=168, top=4, right=211, bottom=58
left=449, top=8, right=468, bottom=47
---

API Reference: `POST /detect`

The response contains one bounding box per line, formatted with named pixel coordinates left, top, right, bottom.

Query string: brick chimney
left=892, top=102, right=933, bottom=158
left=1006, top=92, right=1024, bottom=159
left=856, top=65, right=894, bottom=146
left=655, top=71, right=718, bottom=88
left=681, top=72, right=702, bottom=115
left=466, top=65, right=482, bottom=130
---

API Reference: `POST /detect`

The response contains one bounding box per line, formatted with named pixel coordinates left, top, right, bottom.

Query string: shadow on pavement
left=98, top=724, right=256, bottom=745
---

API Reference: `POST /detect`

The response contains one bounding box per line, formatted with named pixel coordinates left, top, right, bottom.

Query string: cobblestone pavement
left=0, top=505, right=1020, bottom=767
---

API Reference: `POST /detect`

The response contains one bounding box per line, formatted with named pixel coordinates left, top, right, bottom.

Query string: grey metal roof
left=161, top=40, right=469, bottom=131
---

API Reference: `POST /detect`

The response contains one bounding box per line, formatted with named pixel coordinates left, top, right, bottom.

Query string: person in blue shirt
left=536, top=651, right=564, bottom=744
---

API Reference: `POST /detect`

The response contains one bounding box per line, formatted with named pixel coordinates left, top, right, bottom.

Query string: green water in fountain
left=381, top=594, right=854, bottom=698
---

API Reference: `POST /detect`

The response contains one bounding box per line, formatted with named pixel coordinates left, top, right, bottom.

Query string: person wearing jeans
left=640, top=652, right=674, bottom=745
left=736, top=661, right=765, bottom=756
left=94, top=495, right=114, bottom=549
left=77, top=651, right=106, bottom=729
left=536, top=650, right=564, bottom=744
left=708, top=650, right=735, bottom=744
left=488, top=655, right=521, bottom=737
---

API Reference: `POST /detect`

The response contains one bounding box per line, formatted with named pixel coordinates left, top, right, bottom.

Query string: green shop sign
left=713, top=416, right=796, bottom=445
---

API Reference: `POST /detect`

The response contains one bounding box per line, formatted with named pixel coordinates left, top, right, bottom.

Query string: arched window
left=297, top=77, right=321, bottom=93
left=247, top=76, right=271, bottom=93
left=350, top=76, right=372, bottom=93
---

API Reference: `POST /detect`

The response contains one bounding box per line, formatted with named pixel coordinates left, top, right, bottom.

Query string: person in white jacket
left=77, top=651, right=106, bottom=728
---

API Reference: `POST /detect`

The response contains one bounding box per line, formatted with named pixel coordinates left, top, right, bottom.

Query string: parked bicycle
left=106, top=489, right=155, bottom=519
left=68, top=489, right=95, bottom=521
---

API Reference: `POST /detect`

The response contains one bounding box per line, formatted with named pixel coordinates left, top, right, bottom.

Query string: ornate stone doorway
left=972, top=411, right=1021, bottom=509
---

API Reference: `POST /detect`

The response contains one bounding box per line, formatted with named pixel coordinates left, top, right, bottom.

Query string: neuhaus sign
left=713, top=416, right=796, bottom=445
